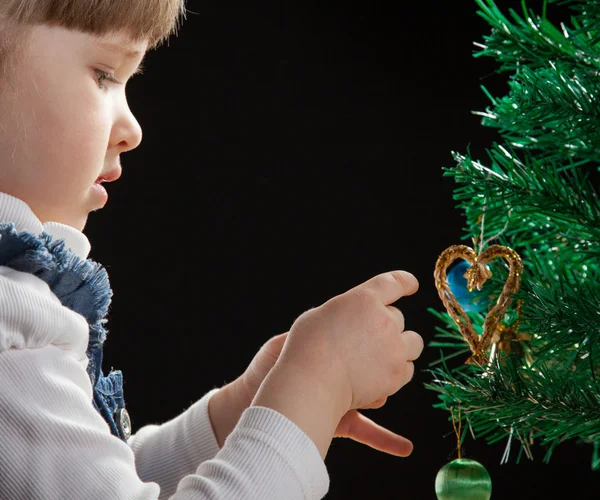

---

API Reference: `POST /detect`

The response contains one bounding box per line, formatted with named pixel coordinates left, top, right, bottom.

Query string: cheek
left=31, top=87, right=111, bottom=181
left=0, top=64, right=112, bottom=197
left=47, top=91, right=109, bottom=158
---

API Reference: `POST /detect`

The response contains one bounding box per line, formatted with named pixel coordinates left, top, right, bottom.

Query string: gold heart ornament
left=434, top=244, right=523, bottom=364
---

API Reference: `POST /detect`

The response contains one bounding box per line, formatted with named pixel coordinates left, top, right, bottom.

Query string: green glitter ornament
left=435, top=459, right=492, bottom=500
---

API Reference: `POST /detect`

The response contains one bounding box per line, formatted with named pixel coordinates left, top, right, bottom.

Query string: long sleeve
left=0, top=265, right=330, bottom=500
left=127, top=389, right=223, bottom=497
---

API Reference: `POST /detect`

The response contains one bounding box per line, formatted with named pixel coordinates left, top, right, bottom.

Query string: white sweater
left=0, top=192, right=329, bottom=500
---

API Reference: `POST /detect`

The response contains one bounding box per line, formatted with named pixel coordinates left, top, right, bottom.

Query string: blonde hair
left=0, top=0, right=186, bottom=49
left=0, top=0, right=186, bottom=86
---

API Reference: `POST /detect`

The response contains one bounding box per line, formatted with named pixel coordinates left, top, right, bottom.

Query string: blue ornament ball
left=446, top=260, right=490, bottom=313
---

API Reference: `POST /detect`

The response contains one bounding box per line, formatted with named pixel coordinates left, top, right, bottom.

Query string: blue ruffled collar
left=0, top=193, right=127, bottom=440
left=0, top=222, right=112, bottom=355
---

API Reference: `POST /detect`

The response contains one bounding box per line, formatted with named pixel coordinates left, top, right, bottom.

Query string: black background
left=84, top=1, right=597, bottom=498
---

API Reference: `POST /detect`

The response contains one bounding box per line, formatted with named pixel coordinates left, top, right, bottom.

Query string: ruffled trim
left=0, top=222, right=128, bottom=439
left=0, top=222, right=113, bottom=349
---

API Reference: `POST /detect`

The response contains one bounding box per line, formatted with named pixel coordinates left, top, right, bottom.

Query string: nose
left=111, top=99, right=143, bottom=154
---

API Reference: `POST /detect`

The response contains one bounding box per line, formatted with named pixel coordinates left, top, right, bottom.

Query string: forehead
left=93, top=31, right=149, bottom=58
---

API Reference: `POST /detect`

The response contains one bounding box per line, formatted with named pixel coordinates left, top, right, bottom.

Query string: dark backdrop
left=84, top=1, right=597, bottom=498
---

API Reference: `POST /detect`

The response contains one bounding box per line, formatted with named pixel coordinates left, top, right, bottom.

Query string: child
left=0, top=1, right=424, bottom=499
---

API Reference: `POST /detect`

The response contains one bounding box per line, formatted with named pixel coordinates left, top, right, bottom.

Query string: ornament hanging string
left=451, top=405, right=462, bottom=459
left=475, top=205, right=512, bottom=254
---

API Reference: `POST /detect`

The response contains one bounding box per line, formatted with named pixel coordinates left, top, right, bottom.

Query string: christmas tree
left=427, top=0, right=600, bottom=471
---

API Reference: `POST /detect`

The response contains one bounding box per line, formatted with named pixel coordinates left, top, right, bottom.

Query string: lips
left=95, top=166, right=122, bottom=184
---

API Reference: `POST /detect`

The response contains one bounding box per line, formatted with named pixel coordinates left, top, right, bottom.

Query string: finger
left=386, top=305, right=405, bottom=333
left=264, top=332, right=288, bottom=357
left=356, top=271, right=419, bottom=306
left=403, top=361, right=415, bottom=385
left=335, top=410, right=414, bottom=457
left=401, top=330, right=424, bottom=361
left=247, top=333, right=289, bottom=383
left=360, top=396, right=387, bottom=410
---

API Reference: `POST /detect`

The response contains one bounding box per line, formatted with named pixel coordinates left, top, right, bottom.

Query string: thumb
left=334, top=410, right=413, bottom=457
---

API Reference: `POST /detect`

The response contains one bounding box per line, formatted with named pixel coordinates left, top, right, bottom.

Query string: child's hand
left=211, top=328, right=414, bottom=456
left=239, top=334, right=413, bottom=452
left=208, top=333, right=289, bottom=448
left=251, top=270, right=423, bottom=459
left=239, top=335, right=416, bottom=456
left=283, top=270, right=422, bottom=409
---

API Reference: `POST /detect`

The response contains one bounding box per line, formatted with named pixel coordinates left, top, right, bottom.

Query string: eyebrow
left=96, top=41, right=146, bottom=75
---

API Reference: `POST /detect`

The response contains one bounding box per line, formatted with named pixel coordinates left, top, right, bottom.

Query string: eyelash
left=95, top=69, right=122, bottom=89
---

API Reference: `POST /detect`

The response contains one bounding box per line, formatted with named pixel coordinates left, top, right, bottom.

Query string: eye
left=94, top=69, right=121, bottom=89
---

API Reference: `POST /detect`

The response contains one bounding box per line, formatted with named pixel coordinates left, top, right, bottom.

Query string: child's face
left=0, top=25, right=147, bottom=231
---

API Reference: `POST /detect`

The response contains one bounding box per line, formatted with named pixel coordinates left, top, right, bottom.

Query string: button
left=115, top=408, right=132, bottom=440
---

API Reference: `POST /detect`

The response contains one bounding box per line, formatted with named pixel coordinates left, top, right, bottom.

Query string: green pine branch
left=552, top=0, right=600, bottom=45
left=428, top=241, right=600, bottom=465
left=426, top=356, right=600, bottom=466
left=428, top=0, right=600, bottom=469
left=474, top=0, right=600, bottom=73
left=515, top=249, right=600, bottom=368
left=446, top=145, right=600, bottom=257
left=474, top=62, right=600, bottom=162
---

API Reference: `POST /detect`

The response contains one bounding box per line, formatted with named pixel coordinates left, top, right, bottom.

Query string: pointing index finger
left=363, top=271, right=419, bottom=306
